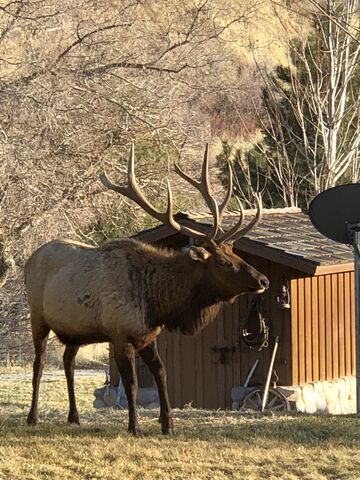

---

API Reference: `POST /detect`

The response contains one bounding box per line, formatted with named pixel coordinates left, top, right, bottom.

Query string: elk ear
left=188, top=246, right=211, bottom=262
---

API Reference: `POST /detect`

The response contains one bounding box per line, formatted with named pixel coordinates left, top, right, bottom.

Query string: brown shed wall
left=290, top=271, right=355, bottom=385
left=156, top=251, right=294, bottom=409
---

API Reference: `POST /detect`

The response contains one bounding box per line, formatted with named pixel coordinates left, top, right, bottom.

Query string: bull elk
left=26, top=144, right=269, bottom=435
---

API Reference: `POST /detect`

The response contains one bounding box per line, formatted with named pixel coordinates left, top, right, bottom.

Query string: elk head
left=100, top=144, right=269, bottom=300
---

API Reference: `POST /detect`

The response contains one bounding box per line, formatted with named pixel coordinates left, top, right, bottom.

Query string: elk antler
left=100, top=144, right=262, bottom=247
left=174, top=145, right=262, bottom=245
left=100, top=144, right=215, bottom=245
left=218, top=160, right=233, bottom=224
left=174, top=144, right=220, bottom=244
left=216, top=192, right=262, bottom=244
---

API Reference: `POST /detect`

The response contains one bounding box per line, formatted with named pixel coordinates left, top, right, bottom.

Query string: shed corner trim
left=313, top=262, right=354, bottom=276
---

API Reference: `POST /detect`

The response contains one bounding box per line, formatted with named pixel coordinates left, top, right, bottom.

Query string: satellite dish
left=309, top=183, right=360, bottom=244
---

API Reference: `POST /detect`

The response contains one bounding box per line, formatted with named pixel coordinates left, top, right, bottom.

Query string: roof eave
left=133, top=219, right=355, bottom=275
left=233, top=237, right=319, bottom=274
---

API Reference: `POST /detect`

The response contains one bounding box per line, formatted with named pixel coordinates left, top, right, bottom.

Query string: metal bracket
left=347, top=223, right=360, bottom=257
left=211, top=345, right=235, bottom=364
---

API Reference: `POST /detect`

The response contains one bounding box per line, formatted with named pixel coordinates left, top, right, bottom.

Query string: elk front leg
left=63, top=344, right=80, bottom=424
left=113, top=343, right=139, bottom=435
left=139, top=341, right=173, bottom=435
left=27, top=323, right=50, bottom=425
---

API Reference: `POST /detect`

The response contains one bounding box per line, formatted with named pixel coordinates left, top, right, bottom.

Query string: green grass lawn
left=0, top=369, right=360, bottom=479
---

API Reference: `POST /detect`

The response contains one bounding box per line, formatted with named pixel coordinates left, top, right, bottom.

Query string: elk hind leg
left=63, top=344, right=80, bottom=424
left=113, top=343, right=139, bottom=435
left=27, top=322, right=50, bottom=425
left=139, top=341, right=173, bottom=435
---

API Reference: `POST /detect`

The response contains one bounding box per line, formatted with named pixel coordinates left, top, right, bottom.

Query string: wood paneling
left=325, top=275, right=333, bottom=379
left=173, top=331, right=181, bottom=404
left=350, top=273, right=355, bottom=374
left=311, top=277, right=319, bottom=381
left=331, top=275, right=339, bottom=379
left=290, top=272, right=355, bottom=386
left=232, top=300, right=241, bottom=386
left=344, top=272, right=352, bottom=376
left=201, top=316, right=219, bottom=409
left=318, top=276, right=326, bottom=381
left=297, top=278, right=306, bottom=384
left=194, top=329, right=204, bottom=407
left=290, top=278, right=299, bottom=385
left=304, top=277, right=313, bottom=382
left=338, top=273, right=345, bottom=378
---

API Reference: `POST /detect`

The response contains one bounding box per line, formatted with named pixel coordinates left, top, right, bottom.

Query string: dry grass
left=49, top=340, right=109, bottom=367
left=1, top=370, right=360, bottom=480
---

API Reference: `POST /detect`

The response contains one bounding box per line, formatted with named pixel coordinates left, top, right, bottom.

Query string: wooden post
left=352, top=228, right=360, bottom=415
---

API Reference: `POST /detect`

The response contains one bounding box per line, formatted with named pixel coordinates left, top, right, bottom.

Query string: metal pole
left=261, top=336, right=279, bottom=412
left=353, top=229, right=360, bottom=415
left=243, top=359, right=259, bottom=388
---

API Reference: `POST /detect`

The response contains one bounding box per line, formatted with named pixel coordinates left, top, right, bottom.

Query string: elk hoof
left=128, top=428, right=142, bottom=436
left=68, top=412, right=80, bottom=425
left=159, top=416, right=174, bottom=435
left=27, top=412, right=38, bottom=425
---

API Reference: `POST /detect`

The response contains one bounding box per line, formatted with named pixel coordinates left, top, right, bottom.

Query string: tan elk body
left=26, top=239, right=162, bottom=347
left=26, top=145, right=269, bottom=434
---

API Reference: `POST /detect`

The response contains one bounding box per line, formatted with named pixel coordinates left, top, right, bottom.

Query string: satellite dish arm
left=348, top=223, right=360, bottom=257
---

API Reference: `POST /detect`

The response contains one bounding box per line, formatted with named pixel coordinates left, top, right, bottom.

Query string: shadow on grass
left=1, top=409, right=360, bottom=447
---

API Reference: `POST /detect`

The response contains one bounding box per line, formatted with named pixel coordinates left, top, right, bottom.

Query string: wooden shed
left=109, top=208, right=356, bottom=410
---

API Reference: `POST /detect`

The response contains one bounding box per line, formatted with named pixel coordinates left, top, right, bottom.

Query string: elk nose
left=260, top=277, right=270, bottom=290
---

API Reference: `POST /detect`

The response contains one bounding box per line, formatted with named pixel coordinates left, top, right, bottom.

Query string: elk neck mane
left=102, top=239, right=224, bottom=335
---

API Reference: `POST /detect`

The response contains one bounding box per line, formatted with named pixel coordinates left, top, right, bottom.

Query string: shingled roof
left=134, top=208, right=354, bottom=275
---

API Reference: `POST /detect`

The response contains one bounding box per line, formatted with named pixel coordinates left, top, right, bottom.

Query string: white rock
left=302, top=384, right=317, bottom=405
left=296, top=396, right=306, bottom=413
left=325, top=382, right=339, bottom=405
left=104, top=386, right=118, bottom=407
left=93, top=398, right=106, bottom=409
left=338, top=379, right=348, bottom=401
left=316, top=393, right=328, bottom=413
left=137, top=388, right=158, bottom=405
left=93, top=386, right=107, bottom=399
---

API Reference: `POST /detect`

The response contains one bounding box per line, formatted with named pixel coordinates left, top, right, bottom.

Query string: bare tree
left=1, top=0, right=282, bottom=359
left=257, top=0, right=360, bottom=206
left=307, top=0, right=360, bottom=44
left=0, top=0, right=266, bottom=260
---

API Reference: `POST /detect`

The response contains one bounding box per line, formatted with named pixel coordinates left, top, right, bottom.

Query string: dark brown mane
left=121, top=241, right=224, bottom=335
left=119, top=240, right=210, bottom=332
left=160, top=292, right=223, bottom=335
left=102, top=238, right=176, bottom=258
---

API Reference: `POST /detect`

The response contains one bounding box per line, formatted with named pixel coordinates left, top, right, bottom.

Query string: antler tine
left=164, top=179, right=219, bottom=240
left=126, top=143, right=164, bottom=217
left=217, top=193, right=262, bottom=244
left=100, top=144, right=163, bottom=219
left=218, top=160, right=233, bottom=224
left=217, top=196, right=244, bottom=242
left=100, top=144, right=212, bottom=243
left=174, top=144, right=220, bottom=244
